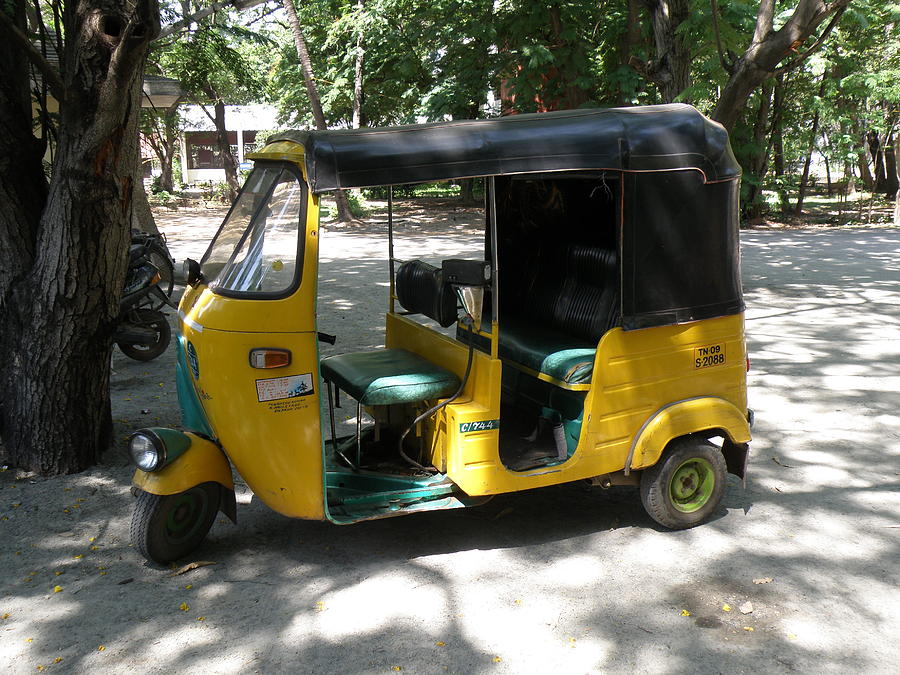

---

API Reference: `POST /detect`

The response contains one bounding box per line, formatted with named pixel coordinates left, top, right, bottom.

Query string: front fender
left=625, top=397, right=751, bottom=474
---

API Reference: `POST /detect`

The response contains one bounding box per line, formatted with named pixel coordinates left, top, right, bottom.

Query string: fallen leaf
left=53, top=586, right=62, bottom=593
left=167, top=561, right=217, bottom=577
left=391, top=667, right=402, bottom=672
left=89, top=537, right=96, bottom=542
left=99, top=571, right=108, bottom=576
left=435, top=641, right=445, bottom=647
left=23, top=577, right=33, bottom=583
left=492, top=656, right=502, bottom=663
left=179, top=602, right=190, bottom=612
left=739, top=601, right=753, bottom=614
left=752, top=577, right=773, bottom=584
left=681, top=609, right=691, bottom=616
left=771, top=457, right=796, bottom=468
left=73, top=554, right=83, bottom=560
left=514, top=599, right=522, bottom=605
left=787, top=633, right=797, bottom=640
left=743, top=626, right=754, bottom=632
left=184, top=584, right=193, bottom=590
left=37, top=665, right=45, bottom=671
left=1, top=613, right=9, bottom=619
left=90, top=546, right=99, bottom=551
left=26, top=638, right=33, bottom=643
left=722, top=604, right=732, bottom=612
left=197, top=616, right=205, bottom=622
left=54, top=571, right=63, bottom=576
left=62, top=509, right=70, bottom=515
left=54, top=658, right=62, bottom=664
left=493, top=507, right=514, bottom=520
left=97, top=645, right=105, bottom=651
left=12, top=503, right=21, bottom=508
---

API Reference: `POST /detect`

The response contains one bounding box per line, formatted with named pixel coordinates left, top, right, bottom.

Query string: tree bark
left=631, top=0, right=691, bottom=103
left=212, top=99, right=240, bottom=202
left=884, top=132, right=899, bottom=198
left=352, top=0, right=365, bottom=130
left=712, top=0, right=851, bottom=131
left=771, top=74, right=788, bottom=211
left=744, top=79, right=774, bottom=219
left=0, top=0, right=159, bottom=474
left=795, top=75, right=827, bottom=215
left=282, top=0, right=354, bottom=222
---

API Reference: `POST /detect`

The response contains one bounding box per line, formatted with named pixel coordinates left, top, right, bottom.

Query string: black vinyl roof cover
left=268, top=104, right=741, bottom=194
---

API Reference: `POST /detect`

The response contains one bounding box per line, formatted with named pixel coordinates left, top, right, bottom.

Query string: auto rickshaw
left=127, top=103, right=752, bottom=564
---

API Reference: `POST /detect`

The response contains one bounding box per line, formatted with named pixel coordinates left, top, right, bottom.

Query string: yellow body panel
left=173, top=180, right=326, bottom=520
left=626, top=396, right=751, bottom=472
left=386, top=313, right=748, bottom=497
left=132, top=433, right=233, bottom=495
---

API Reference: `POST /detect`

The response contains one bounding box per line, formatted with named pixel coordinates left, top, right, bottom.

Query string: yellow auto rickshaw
left=128, top=103, right=752, bottom=564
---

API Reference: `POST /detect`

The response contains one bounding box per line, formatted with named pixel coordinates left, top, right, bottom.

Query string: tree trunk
left=0, top=0, right=158, bottom=474
left=352, top=0, right=365, bottom=130
left=869, top=131, right=887, bottom=194
left=282, top=0, right=354, bottom=222
left=795, top=76, right=826, bottom=215
left=213, top=99, right=240, bottom=203
left=771, top=74, right=788, bottom=211
left=884, top=132, right=899, bottom=198
left=744, top=79, right=774, bottom=219
left=712, top=0, right=851, bottom=131
left=632, top=0, right=691, bottom=103
left=857, top=128, right=875, bottom=190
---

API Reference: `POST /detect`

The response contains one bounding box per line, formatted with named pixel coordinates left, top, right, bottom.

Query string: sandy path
left=1, top=205, right=897, bottom=673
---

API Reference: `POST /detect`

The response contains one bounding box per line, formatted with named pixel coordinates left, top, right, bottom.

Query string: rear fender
left=132, top=432, right=236, bottom=522
left=626, top=397, right=751, bottom=476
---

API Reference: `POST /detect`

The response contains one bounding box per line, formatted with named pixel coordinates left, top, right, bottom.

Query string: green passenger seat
left=320, top=349, right=460, bottom=406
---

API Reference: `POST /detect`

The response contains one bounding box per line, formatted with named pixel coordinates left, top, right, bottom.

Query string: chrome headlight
left=128, top=431, right=165, bottom=472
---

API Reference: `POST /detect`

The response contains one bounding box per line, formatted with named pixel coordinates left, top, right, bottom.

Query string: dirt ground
left=1, top=198, right=898, bottom=673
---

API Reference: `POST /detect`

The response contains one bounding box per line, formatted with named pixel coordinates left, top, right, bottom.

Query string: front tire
left=640, top=437, right=726, bottom=529
left=130, top=483, right=221, bottom=565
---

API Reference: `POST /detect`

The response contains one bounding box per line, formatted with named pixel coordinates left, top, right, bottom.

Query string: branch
left=0, top=9, right=66, bottom=102
left=156, top=0, right=267, bottom=40
left=710, top=0, right=732, bottom=74
left=773, top=8, right=847, bottom=76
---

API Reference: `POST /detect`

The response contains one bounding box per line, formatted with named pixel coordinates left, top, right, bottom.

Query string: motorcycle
left=115, top=234, right=176, bottom=361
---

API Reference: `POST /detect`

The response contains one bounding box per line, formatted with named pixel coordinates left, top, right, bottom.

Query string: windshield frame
left=199, top=161, right=308, bottom=301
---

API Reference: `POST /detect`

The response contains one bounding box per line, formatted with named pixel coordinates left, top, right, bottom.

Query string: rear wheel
left=640, top=437, right=726, bottom=529
left=130, top=483, right=221, bottom=565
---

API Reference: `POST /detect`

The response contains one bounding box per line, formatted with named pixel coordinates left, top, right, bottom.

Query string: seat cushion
left=460, top=318, right=596, bottom=386
left=320, top=348, right=460, bottom=406
left=500, top=317, right=596, bottom=385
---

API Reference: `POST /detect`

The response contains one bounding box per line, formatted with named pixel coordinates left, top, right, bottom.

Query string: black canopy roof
left=268, top=104, right=740, bottom=194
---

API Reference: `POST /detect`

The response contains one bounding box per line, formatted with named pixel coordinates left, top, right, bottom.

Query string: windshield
left=201, top=165, right=306, bottom=297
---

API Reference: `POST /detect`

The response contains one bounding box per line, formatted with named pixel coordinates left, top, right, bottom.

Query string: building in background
left=179, top=104, right=280, bottom=184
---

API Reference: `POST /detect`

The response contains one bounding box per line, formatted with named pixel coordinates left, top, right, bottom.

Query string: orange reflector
left=746, top=357, right=751, bottom=372
left=151, top=272, right=161, bottom=285
left=249, top=349, right=291, bottom=369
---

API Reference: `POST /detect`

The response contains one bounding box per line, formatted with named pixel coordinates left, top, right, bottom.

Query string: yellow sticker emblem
left=694, top=343, right=726, bottom=369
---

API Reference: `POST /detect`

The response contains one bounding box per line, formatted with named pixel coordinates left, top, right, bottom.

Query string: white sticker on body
left=255, top=373, right=314, bottom=402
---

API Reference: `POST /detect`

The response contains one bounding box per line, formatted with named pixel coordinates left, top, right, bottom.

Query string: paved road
left=2, top=225, right=898, bottom=673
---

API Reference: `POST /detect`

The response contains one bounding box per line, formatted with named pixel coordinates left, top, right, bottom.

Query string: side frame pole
left=488, top=176, right=499, bottom=359
left=388, top=185, right=396, bottom=313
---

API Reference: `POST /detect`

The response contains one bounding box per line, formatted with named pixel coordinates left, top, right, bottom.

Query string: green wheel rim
left=668, top=457, right=716, bottom=513
left=164, top=489, right=210, bottom=544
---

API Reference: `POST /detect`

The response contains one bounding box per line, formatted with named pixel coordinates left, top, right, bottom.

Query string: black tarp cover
left=268, top=104, right=740, bottom=194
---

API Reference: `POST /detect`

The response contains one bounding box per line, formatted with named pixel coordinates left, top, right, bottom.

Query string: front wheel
left=130, top=483, right=221, bottom=565
left=640, top=437, right=726, bottom=529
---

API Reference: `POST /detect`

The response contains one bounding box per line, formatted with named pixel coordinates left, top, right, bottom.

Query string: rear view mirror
left=183, top=258, right=202, bottom=286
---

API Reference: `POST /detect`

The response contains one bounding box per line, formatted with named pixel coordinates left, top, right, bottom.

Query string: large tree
left=0, top=0, right=159, bottom=473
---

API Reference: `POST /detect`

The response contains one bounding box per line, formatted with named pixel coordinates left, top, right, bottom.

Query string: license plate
left=693, top=343, right=726, bottom=369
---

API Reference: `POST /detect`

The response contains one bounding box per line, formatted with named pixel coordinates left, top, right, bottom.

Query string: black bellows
left=395, top=260, right=459, bottom=327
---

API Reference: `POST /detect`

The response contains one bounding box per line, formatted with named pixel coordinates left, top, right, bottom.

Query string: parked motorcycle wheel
left=118, top=309, right=171, bottom=361
left=146, top=242, right=175, bottom=309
